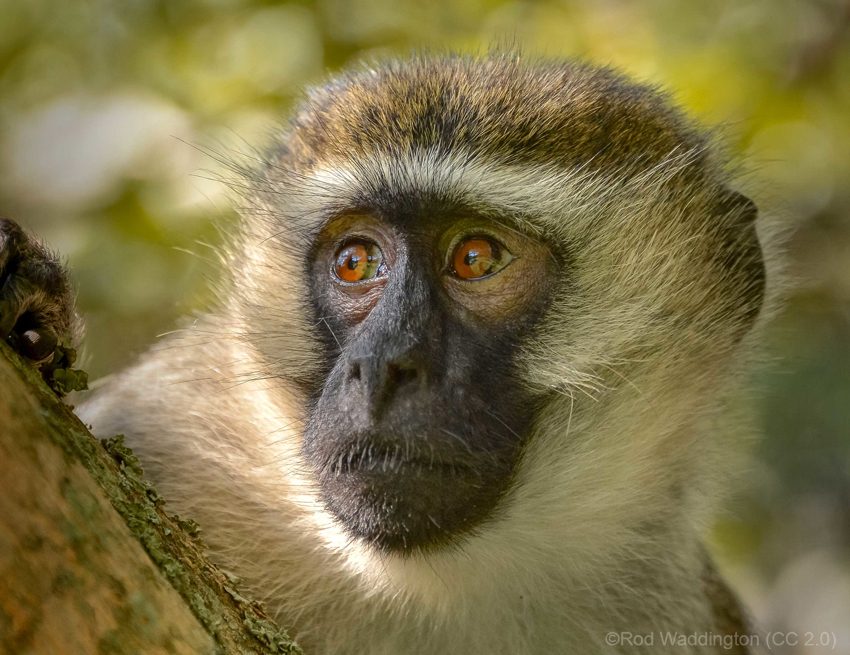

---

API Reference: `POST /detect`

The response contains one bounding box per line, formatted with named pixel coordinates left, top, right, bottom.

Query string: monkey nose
left=347, top=357, right=422, bottom=389
left=347, top=356, right=424, bottom=420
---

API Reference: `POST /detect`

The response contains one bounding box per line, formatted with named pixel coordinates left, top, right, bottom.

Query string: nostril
left=348, top=361, right=362, bottom=381
left=386, top=362, right=418, bottom=387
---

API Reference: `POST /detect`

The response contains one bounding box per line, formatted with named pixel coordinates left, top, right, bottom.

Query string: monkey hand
left=0, top=218, right=77, bottom=363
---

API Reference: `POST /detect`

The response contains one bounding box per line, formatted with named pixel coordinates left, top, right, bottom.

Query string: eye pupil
left=453, top=238, right=506, bottom=280
left=334, top=241, right=384, bottom=283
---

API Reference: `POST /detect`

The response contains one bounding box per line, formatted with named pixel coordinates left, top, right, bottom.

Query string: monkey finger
left=1, top=287, right=61, bottom=361
left=18, top=329, right=58, bottom=362
left=0, top=229, right=73, bottom=349
left=0, top=275, right=55, bottom=352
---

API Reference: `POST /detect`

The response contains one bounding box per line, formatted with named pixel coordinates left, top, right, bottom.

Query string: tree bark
left=0, top=341, right=302, bottom=655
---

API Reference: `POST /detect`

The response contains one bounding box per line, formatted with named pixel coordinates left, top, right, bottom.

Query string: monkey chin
left=310, top=438, right=513, bottom=554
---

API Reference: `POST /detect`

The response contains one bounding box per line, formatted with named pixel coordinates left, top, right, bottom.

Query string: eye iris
left=454, top=239, right=495, bottom=279
left=334, top=242, right=383, bottom=282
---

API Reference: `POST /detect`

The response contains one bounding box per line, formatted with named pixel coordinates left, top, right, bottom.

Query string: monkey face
left=230, top=55, right=766, bottom=569
left=301, top=204, right=556, bottom=552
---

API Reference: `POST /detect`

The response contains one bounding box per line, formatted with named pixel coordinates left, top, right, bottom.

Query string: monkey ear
left=716, top=188, right=765, bottom=336
left=718, top=189, right=758, bottom=225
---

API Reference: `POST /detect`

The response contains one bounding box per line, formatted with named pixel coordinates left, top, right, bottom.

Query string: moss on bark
left=0, top=341, right=302, bottom=655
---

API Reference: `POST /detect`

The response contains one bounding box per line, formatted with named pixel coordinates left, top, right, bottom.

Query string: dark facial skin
left=302, top=199, right=556, bottom=553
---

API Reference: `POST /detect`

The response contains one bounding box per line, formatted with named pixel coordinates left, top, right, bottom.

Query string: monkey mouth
left=326, top=445, right=476, bottom=477
left=308, top=435, right=514, bottom=553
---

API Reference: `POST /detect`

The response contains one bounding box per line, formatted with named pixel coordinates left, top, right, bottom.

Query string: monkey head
left=229, top=54, right=767, bottom=562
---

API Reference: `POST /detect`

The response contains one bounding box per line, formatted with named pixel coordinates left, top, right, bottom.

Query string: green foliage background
left=2, top=0, right=849, bottom=644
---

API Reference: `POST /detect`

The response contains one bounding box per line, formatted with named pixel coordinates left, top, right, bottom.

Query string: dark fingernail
left=19, top=329, right=57, bottom=361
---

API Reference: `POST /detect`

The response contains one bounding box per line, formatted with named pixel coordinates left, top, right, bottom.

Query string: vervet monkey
left=0, top=53, right=773, bottom=654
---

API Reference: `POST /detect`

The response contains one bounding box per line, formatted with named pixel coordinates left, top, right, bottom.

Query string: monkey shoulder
left=77, top=327, right=289, bottom=489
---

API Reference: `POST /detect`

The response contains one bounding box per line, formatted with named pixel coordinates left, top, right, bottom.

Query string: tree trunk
left=0, top=342, right=302, bottom=655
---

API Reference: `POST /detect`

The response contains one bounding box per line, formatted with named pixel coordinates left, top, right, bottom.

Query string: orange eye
left=452, top=237, right=513, bottom=280
left=333, top=241, right=385, bottom=283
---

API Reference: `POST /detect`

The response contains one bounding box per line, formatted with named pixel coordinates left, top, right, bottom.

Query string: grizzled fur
left=283, top=55, right=708, bottom=176
left=5, top=53, right=777, bottom=654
